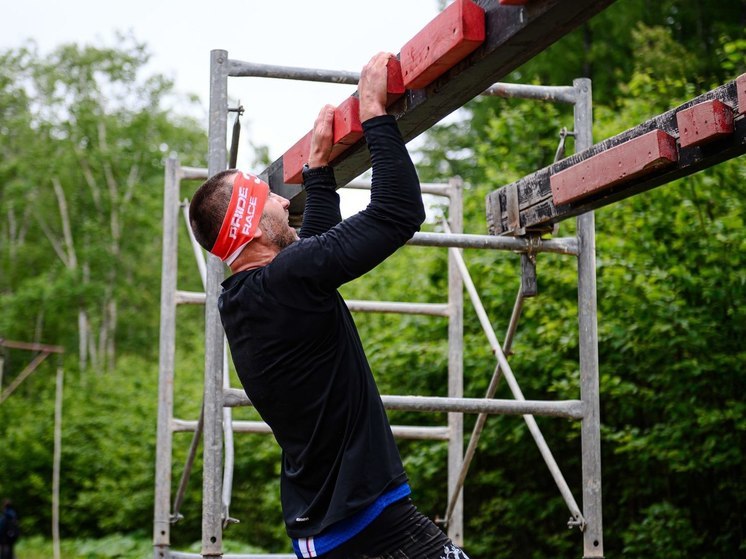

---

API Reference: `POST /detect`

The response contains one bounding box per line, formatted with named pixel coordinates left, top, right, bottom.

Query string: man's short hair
left=189, top=169, right=237, bottom=251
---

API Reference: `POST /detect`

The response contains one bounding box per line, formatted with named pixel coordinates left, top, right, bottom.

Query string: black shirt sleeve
left=299, top=167, right=342, bottom=238
left=270, top=114, right=425, bottom=293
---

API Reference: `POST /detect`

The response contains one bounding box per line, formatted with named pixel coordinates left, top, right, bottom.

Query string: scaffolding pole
left=574, top=77, right=604, bottom=557
left=203, top=49, right=229, bottom=558
left=447, top=176, right=464, bottom=544
left=154, top=157, right=179, bottom=559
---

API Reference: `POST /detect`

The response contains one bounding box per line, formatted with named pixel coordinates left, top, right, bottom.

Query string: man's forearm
left=299, top=167, right=342, bottom=238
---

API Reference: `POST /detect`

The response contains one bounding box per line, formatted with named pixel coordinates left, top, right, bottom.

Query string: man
left=189, top=52, right=469, bottom=559
left=0, top=499, right=18, bottom=559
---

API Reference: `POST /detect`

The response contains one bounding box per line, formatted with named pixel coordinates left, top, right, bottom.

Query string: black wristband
left=302, top=164, right=336, bottom=188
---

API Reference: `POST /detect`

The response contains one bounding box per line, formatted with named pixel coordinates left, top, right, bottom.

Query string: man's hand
left=359, top=52, right=392, bottom=123
left=308, top=104, right=334, bottom=168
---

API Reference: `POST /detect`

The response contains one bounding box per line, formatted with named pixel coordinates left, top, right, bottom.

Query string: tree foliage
left=0, top=35, right=206, bottom=370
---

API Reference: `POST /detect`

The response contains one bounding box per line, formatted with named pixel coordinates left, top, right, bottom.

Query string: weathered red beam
left=486, top=77, right=745, bottom=235
left=550, top=130, right=678, bottom=205
left=282, top=131, right=312, bottom=184
left=400, top=0, right=486, bottom=89
left=676, top=99, right=734, bottom=148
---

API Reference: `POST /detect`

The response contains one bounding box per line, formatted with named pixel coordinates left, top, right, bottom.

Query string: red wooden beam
left=550, top=130, right=678, bottom=206
left=676, top=99, right=734, bottom=148
left=282, top=131, right=312, bottom=184
left=386, top=58, right=405, bottom=104
left=486, top=77, right=745, bottom=235
left=330, top=96, right=363, bottom=161
left=400, top=0, right=485, bottom=89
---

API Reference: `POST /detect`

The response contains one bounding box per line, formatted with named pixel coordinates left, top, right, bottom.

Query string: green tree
left=0, top=35, right=206, bottom=371
left=0, top=35, right=208, bottom=539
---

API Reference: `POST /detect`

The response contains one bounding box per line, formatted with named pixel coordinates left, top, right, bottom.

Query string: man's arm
left=299, top=105, right=342, bottom=238
left=272, top=53, right=425, bottom=291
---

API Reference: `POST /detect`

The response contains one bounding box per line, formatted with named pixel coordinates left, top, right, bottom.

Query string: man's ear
left=252, top=226, right=263, bottom=240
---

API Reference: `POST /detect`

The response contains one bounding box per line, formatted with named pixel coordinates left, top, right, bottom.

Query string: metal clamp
left=567, top=514, right=587, bottom=531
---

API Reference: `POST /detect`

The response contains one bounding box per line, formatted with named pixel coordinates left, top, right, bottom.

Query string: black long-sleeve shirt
left=218, top=115, right=425, bottom=539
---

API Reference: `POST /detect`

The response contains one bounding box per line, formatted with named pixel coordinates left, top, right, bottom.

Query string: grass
left=16, top=534, right=272, bottom=559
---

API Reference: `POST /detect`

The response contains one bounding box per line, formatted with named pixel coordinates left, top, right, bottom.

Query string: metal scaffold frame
left=154, top=53, right=603, bottom=559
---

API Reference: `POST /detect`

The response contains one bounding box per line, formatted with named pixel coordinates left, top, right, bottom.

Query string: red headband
left=210, top=171, right=270, bottom=264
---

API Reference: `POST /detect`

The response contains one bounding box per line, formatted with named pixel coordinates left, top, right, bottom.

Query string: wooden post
left=53, top=367, right=64, bottom=559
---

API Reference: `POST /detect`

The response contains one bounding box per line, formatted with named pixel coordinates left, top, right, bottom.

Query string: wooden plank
left=736, top=73, right=746, bottom=115
left=676, top=99, right=734, bottom=148
left=550, top=130, right=678, bottom=205
left=400, top=0, right=486, bottom=90
left=282, top=130, right=312, bottom=185
left=486, top=79, right=746, bottom=235
left=386, top=58, right=406, bottom=104
left=330, top=96, right=363, bottom=162
left=262, top=0, right=618, bottom=221
left=0, top=338, right=65, bottom=353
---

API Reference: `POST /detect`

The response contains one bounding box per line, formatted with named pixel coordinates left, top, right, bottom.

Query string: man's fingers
left=315, top=104, right=334, bottom=133
left=309, top=104, right=335, bottom=168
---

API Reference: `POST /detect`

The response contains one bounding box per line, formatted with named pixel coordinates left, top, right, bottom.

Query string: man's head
left=189, top=170, right=296, bottom=267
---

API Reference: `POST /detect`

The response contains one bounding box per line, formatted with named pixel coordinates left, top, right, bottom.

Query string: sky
left=0, top=0, right=445, bottom=168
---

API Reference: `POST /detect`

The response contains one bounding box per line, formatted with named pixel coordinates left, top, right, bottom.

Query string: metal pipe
left=170, top=232, right=580, bottom=262
left=575, top=77, right=604, bottom=555
left=408, top=232, right=579, bottom=255
left=154, top=156, right=179, bottom=558
left=503, top=287, right=527, bottom=354
left=171, top=406, right=204, bottom=523
left=345, top=300, right=449, bottom=317
left=180, top=166, right=209, bottom=181
left=344, top=178, right=452, bottom=198
left=203, top=48, right=229, bottom=557
left=383, top=395, right=583, bottom=418
left=445, top=222, right=585, bottom=525
left=175, top=293, right=451, bottom=317
left=223, top=388, right=583, bottom=419
left=483, top=82, right=577, bottom=104
left=227, top=59, right=359, bottom=85
left=176, top=290, right=206, bottom=305
left=222, top=343, right=236, bottom=527
left=173, top=419, right=450, bottom=441
left=447, top=177, right=465, bottom=544
left=181, top=204, right=208, bottom=287
left=168, top=197, right=212, bottom=527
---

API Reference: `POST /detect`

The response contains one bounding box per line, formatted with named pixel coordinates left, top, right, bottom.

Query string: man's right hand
left=359, top=52, right=392, bottom=123
left=308, top=104, right=335, bottom=168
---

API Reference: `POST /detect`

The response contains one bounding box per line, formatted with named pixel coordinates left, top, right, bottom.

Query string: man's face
left=260, top=192, right=298, bottom=250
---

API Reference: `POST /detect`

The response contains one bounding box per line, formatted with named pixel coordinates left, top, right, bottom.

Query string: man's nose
left=276, top=194, right=290, bottom=209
